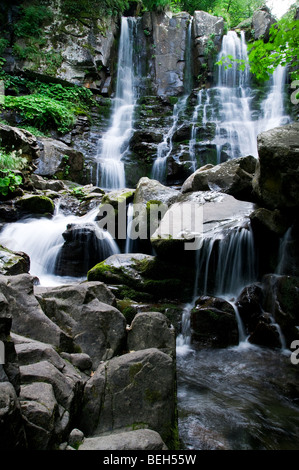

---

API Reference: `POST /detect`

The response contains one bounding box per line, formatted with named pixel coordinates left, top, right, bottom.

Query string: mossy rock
left=15, top=194, right=55, bottom=215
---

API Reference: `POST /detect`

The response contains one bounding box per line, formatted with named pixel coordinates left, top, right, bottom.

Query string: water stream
left=95, top=17, right=139, bottom=190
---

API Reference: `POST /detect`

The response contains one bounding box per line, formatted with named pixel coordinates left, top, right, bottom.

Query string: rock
left=0, top=123, right=40, bottom=161
left=193, top=11, right=224, bottom=80
left=235, top=283, right=264, bottom=334
left=35, top=282, right=126, bottom=368
left=60, top=353, right=92, bottom=372
left=0, top=274, right=73, bottom=352
left=252, top=7, right=276, bottom=41
left=54, top=222, right=119, bottom=277
left=101, top=188, right=135, bottom=209
left=79, top=429, right=167, bottom=450
left=134, top=177, right=179, bottom=207
left=248, top=321, right=281, bottom=349
left=35, top=138, right=84, bottom=184
left=181, top=155, right=257, bottom=201
left=150, top=191, right=255, bottom=259
left=30, top=174, right=67, bottom=192
left=127, top=311, right=176, bottom=357
left=191, top=296, right=239, bottom=348
left=15, top=194, right=55, bottom=215
left=151, top=11, right=192, bottom=96
left=87, top=253, right=194, bottom=303
left=19, top=382, right=58, bottom=450
left=0, top=382, right=27, bottom=450
left=0, top=245, right=30, bottom=275
left=262, top=274, right=299, bottom=347
left=79, top=348, right=176, bottom=449
left=68, top=428, right=84, bottom=449
left=252, top=123, right=299, bottom=210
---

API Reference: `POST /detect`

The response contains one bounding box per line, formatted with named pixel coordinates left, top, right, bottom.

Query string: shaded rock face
left=192, top=10, right=224, bottom=82
left=253, top=123, right=299, bottom=210
left=0, top=124, right=40, bottom=161
left=79, top=348, right=176, bottom=448
left=151, top=11, right=192, bottom=96
left=252, top=7, right=276, bottom=41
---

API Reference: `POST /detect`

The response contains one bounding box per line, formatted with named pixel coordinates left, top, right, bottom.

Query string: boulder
left=150, top=190, right=255, bottom=259
left=181, top=155, right=257, bottom=201
left=0, top=123, right=40, bottom=161
left=87, top=253, right=195, bottom=303
left=35, top=138, right=84, bottom=184
left=248, top=321, right=281, bottom=349
left=15, top=194, right=55, bottom=215
left=127, top=311, right=176, bottom=357
left=252, top=7, right=276, bottom=41
left=0, top=245, right=30, bottom=276
left=0, top=382, right=27, bottom=450
left=190, top=296, right=239, bottom=348
left=79, top=348, right=176, bottom=449
left=0, top=274, right=73, bottom=352
left=79, top=429, right=167, bottom=450
left=35, top=281, right=126, bottom=368
left=252, top=123, right=299, bottom=210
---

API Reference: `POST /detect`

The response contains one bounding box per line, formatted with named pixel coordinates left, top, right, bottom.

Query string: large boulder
left=252, top=7, right=276, bottom=41
left=181, top=155, right=257, bottom=201
left=35, top=281, right=126, bottom=369
left=0, top=382, right=27, bottom=450
left=252, top=123, right=299, bottom=210
left=35, top=138, right=84, bottom=184
left=79, top=348, right=176, bottom=449
left=127, top=311, right=176, bottom=357
left=150, top=190, right=255, bottom=259
left=0, top=123, right=40, bottom=161
left=0, top=245, right=30, bottom=276
left=0, top=274, right=73, bottom=352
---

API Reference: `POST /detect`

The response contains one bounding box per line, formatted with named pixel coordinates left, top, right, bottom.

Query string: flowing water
left=0, top=204, right=119, bottom=286
left=95, top=17, right=139, bottom=190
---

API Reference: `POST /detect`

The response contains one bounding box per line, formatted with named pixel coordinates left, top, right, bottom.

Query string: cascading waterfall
left=189, top=30, right=290, bottom=169
left=151, top=19, right=193, bottom=183
left=95, top=17, right=139, bottom=190
left=0, top=205, right=119, bottom=286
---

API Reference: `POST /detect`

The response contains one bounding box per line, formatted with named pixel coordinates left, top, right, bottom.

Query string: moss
left=145, top=388, right=162, bottom=404
left=15, top=195, right=55, bottom=215
left=129, top=363, right=143, bottom=382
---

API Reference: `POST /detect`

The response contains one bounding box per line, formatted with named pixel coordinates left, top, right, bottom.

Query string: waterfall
left=125, top=202, right=134, bottom=253
left=0, top=205, right=119, bottom=286
left=189, top=30, right=290, bottom=169
left=95, top=17, right=139, bottom=190
left=151, top=19, right=193, bottom=183
left=176, top=224, right=257, bottom=354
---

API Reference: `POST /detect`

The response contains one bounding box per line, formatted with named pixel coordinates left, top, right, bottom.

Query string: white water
left=95, top=17, right=139, bottom=190
left=189, top=31, right=290, bottom=168
left=0, top=205, right=119, bottom=286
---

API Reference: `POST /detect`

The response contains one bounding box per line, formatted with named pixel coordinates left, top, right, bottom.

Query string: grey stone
left=79, top=429, right=168, bottom=450
left=0, top=245, right=30, bottom=276
left=80, top=348, right=176, bottom=448
left=127, top=311, right=176, bottom=357
left=68, top=428, right=85, bottom=449
left=0, top=382, right=27, bottom=449
left=252, top=8, right=276, bottom=40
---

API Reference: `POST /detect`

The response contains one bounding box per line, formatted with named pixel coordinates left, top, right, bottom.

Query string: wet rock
left=191, top=296, right=238, bottom=348
left=236, top=283, right=264, bottom=334
left=248, top=321, right=281, bottom=349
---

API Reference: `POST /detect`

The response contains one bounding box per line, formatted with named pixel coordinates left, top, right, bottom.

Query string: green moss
left=145, top=388, right=162, bottom=404
left=129, top=363, right=143, bottom=382
left=15, top=195, right=55, bottom=215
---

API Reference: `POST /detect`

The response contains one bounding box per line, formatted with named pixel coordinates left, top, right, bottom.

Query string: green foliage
left=14, top=4, right=53, bottom=38
left=0, top=170, right=22, bottom=196
left=61, top=0, right=130, bottom=18
left=0, top=148, right=28, bottom=171
left=248, top=19, right=299, bottom=81
left=4, top=94, right=76, bottom=134
left=142, top=0, right=170, bottom=11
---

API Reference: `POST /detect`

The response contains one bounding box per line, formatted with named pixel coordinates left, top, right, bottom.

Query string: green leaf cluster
left=0, top=148, right=28, bottom=171
left=0, top=170, right=22, bottom=196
